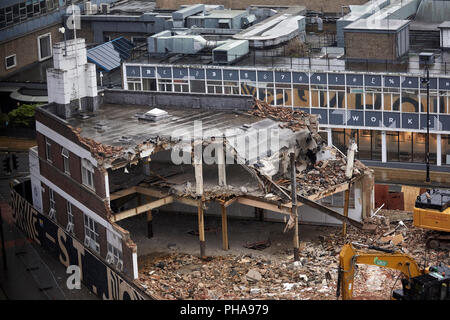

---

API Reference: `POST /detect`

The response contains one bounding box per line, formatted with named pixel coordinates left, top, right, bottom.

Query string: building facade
left=122, top=63, right=450, bottom=167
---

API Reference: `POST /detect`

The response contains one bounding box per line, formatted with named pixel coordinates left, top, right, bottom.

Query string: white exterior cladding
left=46, top=38, right=97, bottom=105
left=441, top=27, right=450, bottom=49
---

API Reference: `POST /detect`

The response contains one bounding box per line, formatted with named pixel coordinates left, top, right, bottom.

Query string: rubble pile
left=295, top=156, right=366, bottom=197
left=249, top=100, right=318, bottom=133
left=70, top=126, right=123, bottom=160
left=137, top=209, right=450, bottom=300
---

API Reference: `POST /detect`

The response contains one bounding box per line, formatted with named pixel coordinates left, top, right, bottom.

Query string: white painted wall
left=29, top=147, right=43, bottom=214
left=47, top=38, right=97, bottom=105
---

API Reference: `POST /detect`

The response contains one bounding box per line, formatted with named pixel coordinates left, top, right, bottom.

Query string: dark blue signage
left=383, top=112, right=401, bottom=129
left=240, top=70, right=256, bottom=82
left=310, top=73, right=327, bottom=85
left=126, top=66, right=141, bottom=77
left=189, top=68, right=205, bottom=80
left=141, top=67, right=155, bottom=78
left=292, top=72, right=309, bottom=84
left=364, top=75, right=382, bottom=87
left=275, top=71, right=291, bottom=83
left=172, top=67, right=188, bottom=79
left=223, top=69, right=239, bottom=81
left=346, top=74, right=363, bottom=86
left=365, top=111, right=383, bottom=127
left=157, top=67, right=172, bottom=79
left=346, top=110, right=364, bottom=126
left=402, top=113, right=419, bottom=130
left=384, top=76, right=400, bottom=87
left=206, top=69, right=222, bottom=80
left=257, top=70, right=273, bottom=82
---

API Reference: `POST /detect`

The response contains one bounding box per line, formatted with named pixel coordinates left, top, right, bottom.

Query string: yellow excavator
left=413, top=189, right=450, bottom=249
left=337, top=243, right=449, bottom=300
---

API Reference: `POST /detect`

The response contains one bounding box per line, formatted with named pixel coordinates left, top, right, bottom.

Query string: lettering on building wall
left=10, top=187, right=148, bottom=301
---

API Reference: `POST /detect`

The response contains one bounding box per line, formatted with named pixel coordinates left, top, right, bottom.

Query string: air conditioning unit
left=116, top=260, right=123, bottom=271
left=84, top=237, right=91, bottom=247
left=66, top=222, right=74, bottom=233
left=85, top=1, right=92, bottom=15
left=106, top=252, right=113, bottom=264
left=49, top=208, right=56, bottom=220
left=101, top=3, right=110, bottom=14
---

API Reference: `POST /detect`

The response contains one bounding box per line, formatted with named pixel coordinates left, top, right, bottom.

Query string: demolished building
left=16, top=38, right=374, bottom=298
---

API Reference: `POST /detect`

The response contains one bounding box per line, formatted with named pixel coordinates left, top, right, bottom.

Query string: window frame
left=37, top=32, right=52, bottom=62
left=62, top=147, right=70, bottom=175
left=84, top=214, right=100, bottom=253
left=5, top=54, right=16, bottom=70
left=66, top=201, right=74, bottom=234
left=49, top=188, right=56, bottom=220
left=45, top=137, right=52, bottom=162
left=81, top=159, right=95, bottom=190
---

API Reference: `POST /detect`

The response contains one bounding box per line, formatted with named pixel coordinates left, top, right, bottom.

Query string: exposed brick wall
left=40, top=158, right=108, bottom=219
left=98, top=224, right=107, bottom=259
left=0, top=24, right=63, bottom=79
left=155, top=0, right=368, bottom=13
left=345, top=32, right=397, bottom=61
left=121, top=239, right=136, bottom=279
left=73, top=205, right=85, bottom=242
left=55, top=192, right=69, bottom=227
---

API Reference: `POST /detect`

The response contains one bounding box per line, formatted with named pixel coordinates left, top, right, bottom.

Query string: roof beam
left=110, top=186, right=137, bottom=201
left=237, top=196, right=291, bottom=215
left=112, top=196, right=174, bottom=222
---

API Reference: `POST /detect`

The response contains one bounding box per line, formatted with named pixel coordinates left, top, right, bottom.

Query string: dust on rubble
left=136, top=209, right=450, bottom=300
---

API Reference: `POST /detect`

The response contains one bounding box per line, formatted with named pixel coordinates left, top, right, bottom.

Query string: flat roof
left=190, top=10, right=247, bottom=19
left=65, top=103, right=261, bottom=148
left=345, top=18, right=410, bottom=32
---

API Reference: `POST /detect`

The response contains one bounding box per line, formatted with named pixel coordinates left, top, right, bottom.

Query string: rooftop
left=345, top=18, right=410, bottom=32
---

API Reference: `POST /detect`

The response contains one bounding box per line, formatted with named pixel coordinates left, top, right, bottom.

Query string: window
left=45, top=137, right=52, bottom=162
left=107, top=231, right=123, bottom=270
left=84, top=214, right=100, bottom=253
left=49, top=188, right=56, bottom=220
left=81, top=159, right=95, bottom=190
left=62, top=148, right=70, bottom=175
left=37, top=33, right=52, bottom=61
left=107, top=244, right=123, bottom=270
left=66, top=202, right=74, bottom=234
left=5, top=54, right=16, bottom=69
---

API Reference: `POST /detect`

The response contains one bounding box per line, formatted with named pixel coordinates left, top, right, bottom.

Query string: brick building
left=29, top=38, right=138, bottom=279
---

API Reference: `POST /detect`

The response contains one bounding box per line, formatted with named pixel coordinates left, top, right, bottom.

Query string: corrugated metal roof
left=87, top=37, right=136, bottom=72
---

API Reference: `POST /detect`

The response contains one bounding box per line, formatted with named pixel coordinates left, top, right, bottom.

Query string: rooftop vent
left=138, top=108, right=169, bottom=121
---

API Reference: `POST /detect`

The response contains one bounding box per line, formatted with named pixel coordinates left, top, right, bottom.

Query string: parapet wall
left=102, top=89, right=255, bottom=111
left=155, top=0, right=369, bottom=14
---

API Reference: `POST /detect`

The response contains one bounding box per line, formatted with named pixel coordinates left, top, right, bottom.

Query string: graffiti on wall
left=11, top=186, right=148, bottom=300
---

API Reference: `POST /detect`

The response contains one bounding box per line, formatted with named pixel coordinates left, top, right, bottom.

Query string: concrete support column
left=327, top=128, right=333, bottom=147
left=194, top=140, right=203, bottom=196
left=437, top=133, right=442, bottom=166
left=217, top=140, right=226, bottom=186
left=381, top=130, right=387, bottom=163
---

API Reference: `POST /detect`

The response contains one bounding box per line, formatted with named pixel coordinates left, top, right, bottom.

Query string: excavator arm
left=337, top=243, right=424, bottom=300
